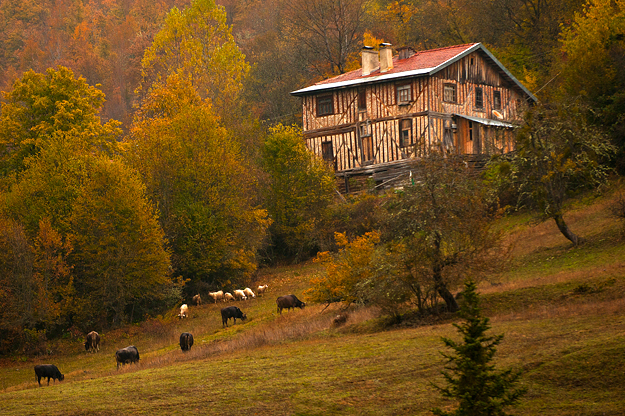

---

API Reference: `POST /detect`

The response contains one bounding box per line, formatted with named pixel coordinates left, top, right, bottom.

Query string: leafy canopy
left=138, top=0, right=249, bottom=117
left=0, top=66, right=121, bottom=180
left=512, top=102, right=614, bottom=245
left=129, top=74, right=270, bottom=285
left=262, top=124, right=336, bottom=260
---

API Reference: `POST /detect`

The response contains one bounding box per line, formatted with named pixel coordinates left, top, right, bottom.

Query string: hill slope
left=1, top=184, right=624, bottom=415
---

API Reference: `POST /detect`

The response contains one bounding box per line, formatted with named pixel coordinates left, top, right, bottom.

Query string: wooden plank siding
left=301, top=50, right=528, bottom=176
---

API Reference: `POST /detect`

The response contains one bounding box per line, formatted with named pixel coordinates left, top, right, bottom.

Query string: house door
left=473, top=122, right=481, bottom=154
left=466, top=121, right=482, bottom=154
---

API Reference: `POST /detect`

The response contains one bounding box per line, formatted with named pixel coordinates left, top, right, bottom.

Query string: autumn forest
left=0, top=0, right=624, bottom=354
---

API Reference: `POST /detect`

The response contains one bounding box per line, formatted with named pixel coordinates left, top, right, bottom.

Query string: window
left=396, top=83, right=412, bottom=104
left=321, top=141, right=334, bottom=167
left=359, top=120, right=371, bottom=137
left=443, top=83, right=457, bottom=103
left=400, top=119, right=412, bottom=147
left=316, top=95, right=333, bottom=117
left=469, top=121, right=474, bottom=141
left=493, top=91, right=501, bottom=109
left=475, top=87, right=483, bottom=109
left=358, top=88, right=366, bottom=110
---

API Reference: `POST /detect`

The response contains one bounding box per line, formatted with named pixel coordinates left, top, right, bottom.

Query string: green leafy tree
left=432, top=280, right=526, bottom=416
left=513, top=102, right=615, bottom=246
left=138, top=0, right=249, bottom=120
left=128, top=74, right=270, bottom=287
left=0, top=66, right=121, bottom=181
left=68, top=156, right=172, bottom=328
left=382, top=154, right=504, bottom=313
left=262, top=124, right=336, bottom=260
left=559, top=0, right=625, bottom=173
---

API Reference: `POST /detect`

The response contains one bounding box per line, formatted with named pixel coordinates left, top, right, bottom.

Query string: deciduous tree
left=512, top=102, right=615, bottom=246
left=138, top=0, right=249, bottom=119
left=68, top=156, right=172, bottom=328
left=262, top=124, right=336, bottom=260
left=0, top=66, right=121, bottom=182
left=128, top=74, right=270, bottom=286
left=283, top=0, right=371, bottom=76
left=382, top=154, right=504, bottom=313
left=559, top=0, right=625, bottom=173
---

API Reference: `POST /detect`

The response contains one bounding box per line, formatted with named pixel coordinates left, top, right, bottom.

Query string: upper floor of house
left=291, top=43, right=537, bottom=135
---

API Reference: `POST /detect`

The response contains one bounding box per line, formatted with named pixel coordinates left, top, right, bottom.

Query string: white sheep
left=208, top=290, right=224, bottom=303
left=257, top=284, right=268, bottom=295
left=178, top=304, right=188, bottom=318
left=243, top=287, right=256, bottom=299
left=233, top=289, right=247, bottom=301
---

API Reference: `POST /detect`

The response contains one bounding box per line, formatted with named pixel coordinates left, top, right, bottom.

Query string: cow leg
left=37, top=376, right=41, bottom=387
left=47, top=377, right=50, bottom=385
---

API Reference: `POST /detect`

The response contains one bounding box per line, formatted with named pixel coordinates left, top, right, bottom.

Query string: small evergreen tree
left=432, top=280, right=526, bottom=416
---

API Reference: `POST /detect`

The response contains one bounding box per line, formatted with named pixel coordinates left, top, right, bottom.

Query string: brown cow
left=192, top=294, right=202, bottom=306
left=276, top=294, right=306, bottom=314
left=84, top=331, right=100, bottom=353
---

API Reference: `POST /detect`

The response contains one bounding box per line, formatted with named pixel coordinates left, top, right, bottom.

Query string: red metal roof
left=314, top=43, right=479, bottom=86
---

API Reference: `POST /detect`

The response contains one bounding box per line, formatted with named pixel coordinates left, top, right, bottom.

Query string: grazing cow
left=192, top=294, right=202, bottom=306
left=257, top=284, right=268, bottom=295
left=243, top=287, right=256, bottom=299
left=276, top=294, right=306, bottom=314
left=34, top=364, right=64, bottom=387
left=180, top=332, right=194, bottom=352
left=115, top=346, right=140, bottom=369
left=84, top=331, right=100, bottom=353
left=221, top=306, right=247, bottom=327
left=233, top=289, right=247, bottom=301
left=178, top=304, right=189, bottom=318
left=224, top=292, right=235, bottom=302
left=208, top=290, right=224, bottom=303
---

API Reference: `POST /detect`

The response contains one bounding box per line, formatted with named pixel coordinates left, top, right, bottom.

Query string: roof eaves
left=428, top=43, right=537, bottom=102
left=453, top=113, right=517, bottom=128
left=290, top=68, right=434, bottom=96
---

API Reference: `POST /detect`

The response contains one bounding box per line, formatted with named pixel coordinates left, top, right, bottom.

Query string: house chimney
left=379, top=43, right=393, bottom=73
left=361, top=46, right=378, bottom=76
left=397, top=46, right=416, bottom=60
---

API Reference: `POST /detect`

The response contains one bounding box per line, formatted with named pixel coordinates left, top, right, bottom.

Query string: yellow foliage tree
left=306, top=231, right=380, bottom=305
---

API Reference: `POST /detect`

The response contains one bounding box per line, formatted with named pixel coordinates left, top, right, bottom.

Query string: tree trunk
left=553, top=214, right=581, bottom=246
left=432, top=232, right=459, bottom=312
left=433, top=268, right=459, bottom=313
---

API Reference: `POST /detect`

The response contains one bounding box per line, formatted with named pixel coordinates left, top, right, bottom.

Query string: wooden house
left=290, top=43, right=537, bottom=192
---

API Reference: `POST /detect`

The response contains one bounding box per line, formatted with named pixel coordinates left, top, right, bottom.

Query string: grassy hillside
left=1, top=183, right=624, bottom=415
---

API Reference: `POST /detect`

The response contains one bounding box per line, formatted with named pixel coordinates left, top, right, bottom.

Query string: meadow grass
left=1, top=184, right=625, bottom=415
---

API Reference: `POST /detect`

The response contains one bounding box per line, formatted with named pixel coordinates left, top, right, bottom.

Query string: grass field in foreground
left=1, top=183, right=625, bottom=415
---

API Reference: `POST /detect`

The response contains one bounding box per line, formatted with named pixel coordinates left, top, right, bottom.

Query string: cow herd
left=34, top=285, right=307, bottom=388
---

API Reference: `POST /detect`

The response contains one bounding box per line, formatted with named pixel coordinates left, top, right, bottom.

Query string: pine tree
left=432, top=280, right=526, bottom=416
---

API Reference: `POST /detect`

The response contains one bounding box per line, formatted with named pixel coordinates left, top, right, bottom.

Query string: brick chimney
left=379, top=43, right=393, bottom=73
left=361, top=46, right=379, bottom=76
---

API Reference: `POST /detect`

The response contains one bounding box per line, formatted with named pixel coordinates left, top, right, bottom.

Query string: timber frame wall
left=300, top=50, right=529, bottom=175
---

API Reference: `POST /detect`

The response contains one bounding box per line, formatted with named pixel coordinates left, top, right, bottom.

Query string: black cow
left=180, top=332, right=194, bottom=352
left=115, top=345, right=140, bottom=370
left=34, top=364, right=64, bottom=387
left=276, top=294, right=306, bottom=314
left=84, top=331, right=100, bottom=353
left=221, top=306, right=247, bottom=327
